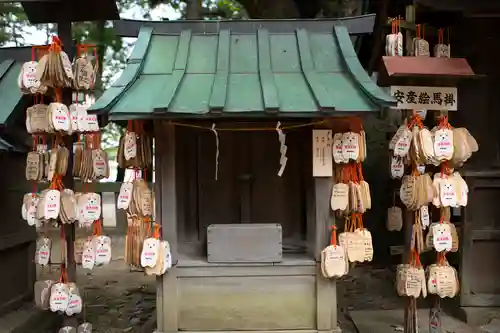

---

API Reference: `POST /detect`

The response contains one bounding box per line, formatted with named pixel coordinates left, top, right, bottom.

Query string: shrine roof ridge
left=113, top=14, right=377, bottom=38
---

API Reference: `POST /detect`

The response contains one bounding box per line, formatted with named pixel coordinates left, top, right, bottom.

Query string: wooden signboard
left=390, top=86, right=458, bottom=111
left=312, top=129, right=333, bottom=177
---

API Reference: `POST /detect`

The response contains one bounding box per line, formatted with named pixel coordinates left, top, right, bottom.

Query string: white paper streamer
left=277, top=122, right=288, bottom=177
left=211, top=123, right=219, bottom=180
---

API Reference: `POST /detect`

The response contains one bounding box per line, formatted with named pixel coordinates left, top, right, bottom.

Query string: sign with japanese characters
left=390, top=86, right=457, bottom=111
left=312, top=129, right=333, bottom=177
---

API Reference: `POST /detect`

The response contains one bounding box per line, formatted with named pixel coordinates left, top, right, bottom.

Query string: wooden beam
left=113, top=14, right=377, bottom=38
left=59, top=20, right=78, bottom=329
left=313, top=177, right=339, bottom=331
left=154, top=121, right=164, bottom=332
left=155, top=120, right=179, bottom=333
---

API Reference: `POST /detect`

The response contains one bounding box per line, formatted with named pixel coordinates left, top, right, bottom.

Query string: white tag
left=332, top=133, right=344, bottom=164
left=117, top=183, right=133, bottom=210
left=21, top=61, right=39, bottom=89
left=26, top=197, right=39, bottom=226
left=124, top=131, right=137, bottom=161
left=341, top=132, right=359, bottom=161
left=69, top=104, right=79, bottom=132
left=51, top=103, right=70, bottom=132
left=93, top=235, right=111, bottom=266
left=434, top=129, right=454, bottom=159
left=91, top=150, right=107, bottom=177
left=82, top=240, right=95, bottom=270
left=83, top=193, right=101, bottom=221
left=141, top=238, right=160, bottom=268
left=346, top=232, right=365, bottom=263
left=432, top=223, right=452, bottom=252
left=86, top=114, right=99, bottom=132
left=323, top=245, right=348, bottom=278
left=394, top=128, right=412, bottom=157
left=50, top=283, right=69, bottom=312
left=60, top=52, right=74, bottom=79
left=331, top=183, right=349, bottom=211
left=44, top=190, right=61, bottom=219
left=66, top=292, right=82, bottom=316
left=21, top=202, right=27, bottom=220
left=439, top=179, right=457, bottom=207
left=66, top=284, right=82, bottom=316
left=357, top=228, right=374, bottom=262
left=161, top=241, right=172, bottom=275
left=76, top=105, right=89, bottom=132
left=36, top=238, right=51, bottom=266
left=390, top=156, right=404, bottom=179
left=420, top=205, right=430, bottom=229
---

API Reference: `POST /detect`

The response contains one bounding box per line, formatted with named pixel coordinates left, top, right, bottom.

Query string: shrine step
left=0, top=303, right=60, bottom=333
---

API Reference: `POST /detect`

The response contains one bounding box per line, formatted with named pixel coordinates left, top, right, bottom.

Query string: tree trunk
left=239, top=0, right=301, bottom=18
left=94, top=20, right=106, bottom=98
left=185, top=0, right=202, bottom=19
left=319, top=0, right=363, bottom=17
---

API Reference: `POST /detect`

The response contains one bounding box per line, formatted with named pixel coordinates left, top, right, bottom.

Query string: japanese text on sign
left=390, top=86, right=457, bottom=111
left=312, top=129, right=333, bottom=177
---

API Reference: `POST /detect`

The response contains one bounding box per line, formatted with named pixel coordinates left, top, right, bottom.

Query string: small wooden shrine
left=89, top=17, right=395, bottom=333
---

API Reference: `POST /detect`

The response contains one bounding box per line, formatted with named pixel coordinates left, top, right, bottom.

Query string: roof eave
left=113, top=14, right=377, bottom=38
left=96, top=19, right=389, bottom=120
left=333, top=24, right=396, bottom=109
left=88, top=27, right=154, bottom=115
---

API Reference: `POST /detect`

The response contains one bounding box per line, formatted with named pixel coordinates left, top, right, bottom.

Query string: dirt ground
left=38, top=256, right=400, bottom=333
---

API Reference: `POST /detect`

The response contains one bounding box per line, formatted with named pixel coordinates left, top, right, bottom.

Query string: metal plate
left=207, top=224, right=282, bottom=263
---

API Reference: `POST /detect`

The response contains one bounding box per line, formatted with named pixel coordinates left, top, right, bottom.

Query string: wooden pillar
left=313, top=177, right=340, bottom=332
left=155, top=121, right=179, bottom=333
left=58, top=20, right=76, bottom=283
left=58, top=20, right=78, bottom=329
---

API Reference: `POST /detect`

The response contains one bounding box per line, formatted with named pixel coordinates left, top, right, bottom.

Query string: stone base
left=0, top=304, right=60, bottom=333
left=453, top=307, right=500, bottom=327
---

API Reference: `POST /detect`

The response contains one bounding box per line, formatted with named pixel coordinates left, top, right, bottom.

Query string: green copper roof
left=90, top=22, right=395, bottom=120
left=0, top=60, right=23, bottom=126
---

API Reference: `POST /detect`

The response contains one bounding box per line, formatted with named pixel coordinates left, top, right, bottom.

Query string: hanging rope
left=167, top=120, right=326, bottom=132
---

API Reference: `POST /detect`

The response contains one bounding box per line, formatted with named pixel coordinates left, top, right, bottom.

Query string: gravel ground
left=38, top=260, right=155, bottom=333
left=337, top=264, right=403, bottom=332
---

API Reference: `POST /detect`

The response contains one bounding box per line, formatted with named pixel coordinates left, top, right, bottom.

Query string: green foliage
left=148, top=0, right=244, bottom=19
left=101, top=122, right=125, bottom=151
left=205, top=0, right=245, bottom=19
left=0, top=3, right=30, bottom=46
